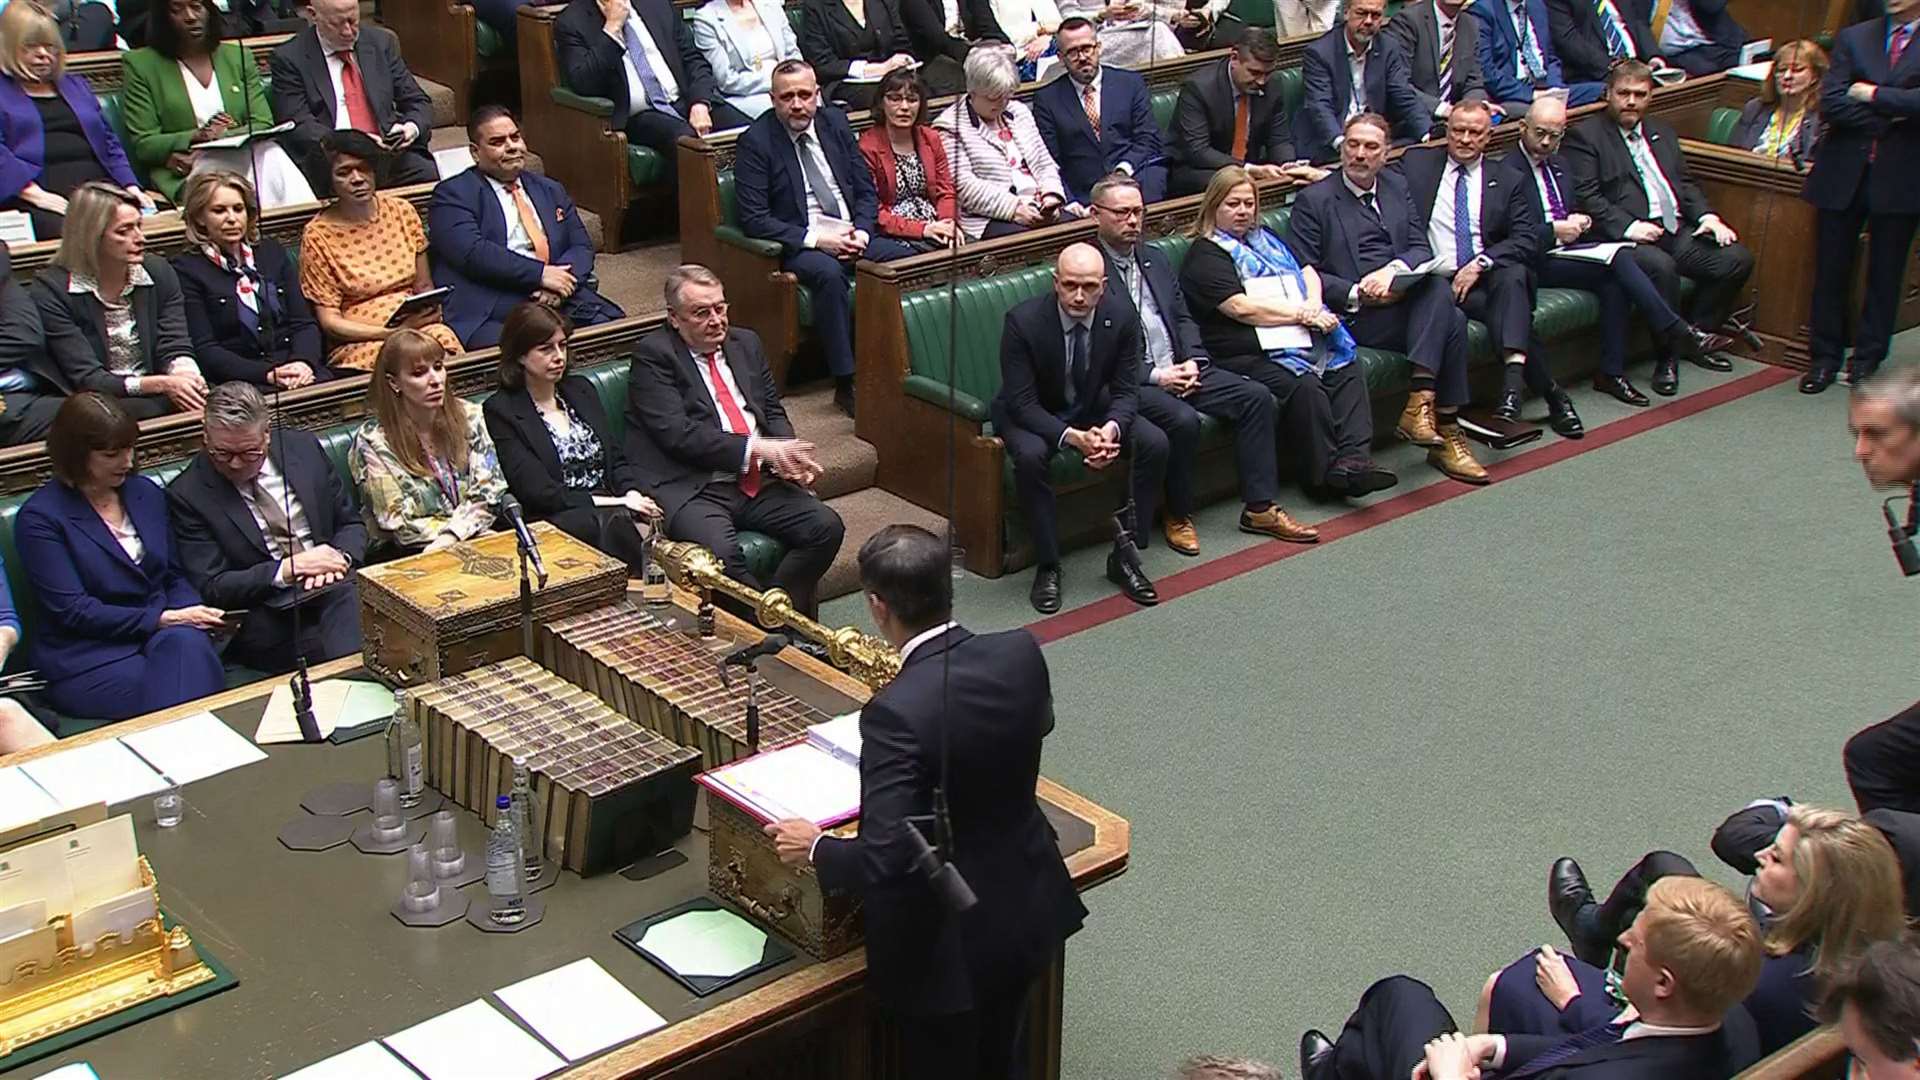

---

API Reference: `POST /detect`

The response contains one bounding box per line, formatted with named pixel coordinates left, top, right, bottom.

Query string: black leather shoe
left=1493, top=386, right=1522, bottom=422
left=1029, top=566, right=1061, bottom=615
left=1548, top=857, right=1599, bottom=960
left=1799, top=368, right=1838, bottom=395
left=1333, top=456, right=1399, bottom=496
left=1651, top=358, right=1678, bottom=397
left=1849, top=360, right=1881, bottom=387
left=1591, top=374, right=1649, bottom=408
left=1300, top=1030, right=1335, bottom=1080
left=1672, top=325, right=1732, bottom=370
left=1106, top=549, right=1159, bottom=606
left=1546, top=390, right=1584, bottom=439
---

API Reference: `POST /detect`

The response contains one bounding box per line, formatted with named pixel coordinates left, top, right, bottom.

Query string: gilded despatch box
left=706, top=794, right=862, bottom=960
left=357, top=524, right=627, bottom=687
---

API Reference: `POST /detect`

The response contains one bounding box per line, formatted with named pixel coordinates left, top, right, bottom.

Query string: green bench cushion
left=476, top=20, right=504, bottom=59
left=1705, top=106, right=1740, bottom=147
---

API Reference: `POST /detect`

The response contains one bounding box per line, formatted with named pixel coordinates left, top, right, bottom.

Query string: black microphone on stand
left=1886, top=488, right=1920, bottom=578
left=272, top=383, right=322, bottom=743
left=719, top=634, right=788, bottom=754
left=500, top=494, right=548, bottom=587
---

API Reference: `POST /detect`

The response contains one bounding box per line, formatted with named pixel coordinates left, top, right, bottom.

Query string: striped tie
left=1595, top=0, right=1631, bottom=57
left=1506, top=1022, right=1630, bottom=1079
left=1438, top=21, right=1454, bottom=98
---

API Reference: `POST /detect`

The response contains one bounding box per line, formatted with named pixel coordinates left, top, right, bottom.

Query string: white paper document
left=806, top=712, right=862, bottom=767
left=1243, top=276, right=1313, bottom=351
left=0, top=210, right=34, bottom=246
left=697, top=742, right=860, bottom=826
left=279, top=1041, right=422, bottom=1080
left=256, top=679, right=396, bottom=743
left=29, top=1063, right=100, bottom=1080
left=1549, top=241, right=1635, bottom=264
left=61, top=816, right=142, bottom=909
left=433, top=145, right=476, bottom=177
left=120, top=712, right=266, bottom=786
left=495, top=958, right=666, bottom=1061
left=20, top=739, right=168, bottom=811
left=383, top=1000, right=566, bottom=1080
left=0, top=766, right=61, bottom=830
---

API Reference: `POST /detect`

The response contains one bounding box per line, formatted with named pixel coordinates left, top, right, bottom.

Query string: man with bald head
left=991, top=242, right=1163, bottom=614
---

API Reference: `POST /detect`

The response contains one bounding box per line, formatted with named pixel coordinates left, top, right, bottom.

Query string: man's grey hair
left=664, top=264, right=725, bottom=311
left=1173, top=1056, right=1284, bottom=1080
left=1855, top=365, right=1920, bottom=431
left=964, top=45, right=1020, bottom=97
left=203, top=382, right=271, bottom=432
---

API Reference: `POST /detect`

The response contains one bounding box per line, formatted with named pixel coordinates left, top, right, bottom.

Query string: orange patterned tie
left=1231, top=94, right=1250, bottom=161
left=1082, top=82, right=1100, bottom=139
left=506, top=180, right=551, bottom=264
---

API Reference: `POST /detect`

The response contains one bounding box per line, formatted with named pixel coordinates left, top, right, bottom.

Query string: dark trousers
left=44, top=627, right=227, bottom=723
left=1846, top=700, right=1920, bottom=814
left=1666, top=41, right=1742, bottom=76
left=1311, top=975, right=1460, bottom=1080
left=0, top=392, right=67, bottom=446
left=1136, top=367, right=1279, bottom=517
left=1489, top=948, right=1613, bottom=1036
left=991, top=402, right=1169, bottom=567
left=784, top=237, right=916, bottom=378
left=666, top=479, right=844, bottom=617
left=228, top=581, right=363, bottom=673
left=1632, top=233, right=1754, bottom=331
left=890, top=975, right=1036, bottom=1080
left=1456, top=264, right=1535, bottom=355
left=624, top=99, right=754, bottom=192
left=1576, top=850, right=1701, bottom=949
left=1809, top=191, right=1920, bottom=378
left=1538, top=251, right=1683, bottom=375
left=547, top=504, right=650, bottom=575
left=1215, top=356, right=1374, bottom=487
left=1169, top=165, right=1215, bottom=197
left=1348, top=277, right=1471, bottom=407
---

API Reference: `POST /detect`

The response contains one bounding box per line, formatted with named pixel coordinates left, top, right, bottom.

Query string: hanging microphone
left=904, top=814, right=977, bottom=913
left=1886, top=493, right=1920, bottom=577
left=721, top=633, right=790, bottom=670
left=499, top=494, right=547, bottom=587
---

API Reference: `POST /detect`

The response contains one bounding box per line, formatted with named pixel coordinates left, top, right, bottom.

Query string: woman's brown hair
left=369, top=329, right=468, bottom=477
left=1188, top=165, right=1257, bottom=239
left=47, top=392, right=138, bottom=487
left=1760, top=40, right=1828, bottom=110
left=1766, top=805, right=1909, bottom=987
left=496, top=303, right=572, bottom=391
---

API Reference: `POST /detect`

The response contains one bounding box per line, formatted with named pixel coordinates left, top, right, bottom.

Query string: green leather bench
left=1704, top=106, right=1741, bottom=147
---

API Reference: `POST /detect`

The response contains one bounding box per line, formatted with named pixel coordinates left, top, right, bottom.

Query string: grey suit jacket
left=1384, top=0, right=1486, bottom=119
left=269, top=25, right=434, bottom=177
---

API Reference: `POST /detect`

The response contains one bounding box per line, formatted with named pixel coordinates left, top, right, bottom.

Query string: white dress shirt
left=616, top=11, right=681, bottom=111
left=690, top=346, right=761, bottom=475
left=483, top=174, right=539, bottom=258
left=1103, top=240, right=1175, bottom=371
left=109, top=513, right=144, bottom=563
left=1339, top=172, right=1410, bottom=310
left=322, top=48, right=357, bottom=130
left=1657, top=0, right=1708, bottom=52
left=180, top=61, right=228, bottom=125
left=1426, top=157, right=1487, bottom=274
left=1344, top=34, right=1369, bottom=126
left=237, top=455, right=315, bottom=585
left=1621, top=123, right=1679, bottom=227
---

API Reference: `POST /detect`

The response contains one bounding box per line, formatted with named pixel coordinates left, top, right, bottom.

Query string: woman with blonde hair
left=1482, top=804, right=1909, bottom=1056
left=348, top=329, right=507, bottom=553
left=0, top=1, right=153, bottom=238
left=172, top=170, right=326, bottom=388
left=1731, top=40, right=1827, bottom=164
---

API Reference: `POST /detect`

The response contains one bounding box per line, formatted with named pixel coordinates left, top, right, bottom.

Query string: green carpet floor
left=820, top=345, right=1916, bottom=1078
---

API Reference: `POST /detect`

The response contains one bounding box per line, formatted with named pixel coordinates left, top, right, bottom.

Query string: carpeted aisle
left=821, top=345, right=1920, bottom=1077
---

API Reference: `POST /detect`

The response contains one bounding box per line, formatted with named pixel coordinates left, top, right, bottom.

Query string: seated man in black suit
left=1564, top=60, right=1753, bottom=396
left=764, top=524, right=1086, bottom=1080
left=269, top=0, right=440, bottom=190
left=1394, top=100, right=1583, bottom=442
left=993, top=243, right=1164, bottom=614
left=1288, top=113, right=1486, bottom=484
left=166, top=382, right=366, bottom=673
left=1168, top=29, right=1324, bottom=196
left=1299, top=875, right=1765, bottom=1080
left=1296, top=0, right=1428, bottom=164
left=1385, top=0, right=1492, bottom=133
left=735, top=60, right=915, bottom=418
left=554, top=0, right=752, bottom=196
left=624, top=264, right=844, bottom=618
left=1033, top=20, right=1169, bottom=205
left=1089, top=174, right=1319, bottom=553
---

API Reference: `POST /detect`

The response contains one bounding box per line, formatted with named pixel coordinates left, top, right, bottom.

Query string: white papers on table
left=1728, top=59, right=1772, bottom=82
left=0, top=816, right=152, bottom=944
left=119, top=712, right=265, bottom=785
left=279, top=1041, right=421, bottom=1080
left=495, top=958, right=666, bottom=1061
left=60, top=817, right=142, bottom=911
left=0, top=766, right=61, bottom=830
left=19, top=739, right=168, bottom=811
left=1738, top=39, right=1773, bottom=67
left=256, top=678, right=396, bottom=743
left=383, top=1000, right=565, bottom=1080
left=696, top=742, right=860, bottom=827
left=1549, top=241, right=1635, bottom=264
left=0, top=898, right=45, bottom=938
left=0, top=210, right=35, bottom=246
left=1243, top=276, right=1313, bottom=351
left=806, top=712, right=862, bottom=767
left=29, top=1064, right=101, bottom=1080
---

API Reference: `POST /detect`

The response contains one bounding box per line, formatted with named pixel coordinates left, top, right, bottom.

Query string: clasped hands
left=534, top=264, right=579, bottom=307
left=751, top=436, right=824, bottom=488
left=1064, top=421, right=1123, bottom=469
left=285, top=544, right=353, bottom=591
left=1151, top=360, right=1203, bottom=397
left=1357, top=265, right=1404, bottom=305
left=817, top=224, right=872, bottom=262
left=1408, top=1032, right=1499, bottom=1080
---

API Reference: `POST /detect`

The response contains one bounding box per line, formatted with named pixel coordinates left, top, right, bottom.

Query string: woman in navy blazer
left=172, top=171, right=328, bottom=389
left=14, top=393, right=227, bottom=722
left=0, top=3, right=153, bottom=240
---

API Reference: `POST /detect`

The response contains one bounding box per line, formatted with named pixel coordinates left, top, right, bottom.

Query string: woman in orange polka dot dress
left=299, top=130, right=462, bottom=373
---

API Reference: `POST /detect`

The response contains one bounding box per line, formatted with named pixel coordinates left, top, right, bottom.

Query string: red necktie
left=336, top=51, right=376, bottom=133
left=1893, top=24, right=1912, bottom=67
left=704, top=352, right=760, bottom=498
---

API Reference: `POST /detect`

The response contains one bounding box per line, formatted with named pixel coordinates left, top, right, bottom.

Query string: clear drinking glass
left=153, top=777, right=183, bottom=828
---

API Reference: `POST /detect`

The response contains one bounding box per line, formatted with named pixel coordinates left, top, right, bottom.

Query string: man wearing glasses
left=1033, top=19, right=1168, bottom=205
left=1504, top=92, right=1719, bottom=407
left=167, top=382, right=367, bottom=672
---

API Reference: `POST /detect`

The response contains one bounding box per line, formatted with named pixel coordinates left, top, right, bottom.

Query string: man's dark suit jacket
left=1097, top=242, right=1210, bottom=367
left=1393, top=144, right=1542, bottom=268
left=812, top=625, right=1087, bottom=1013
left=1383, top=0, right=1488, bottom=118
left=1285, top=169, right=1434, bottom=300
left=1546, top=0, right=1657, bottom=83
left=1806, top=17, right=1920, bottom=215
left=1498, top=147, right=1581, bottom=257
left=172, top=238, right=324, bottom=386
left=483, top=375, right=644, bottom=519
left=1468, top=0, right=1566, bottom=105
left=166, top=429, right=368, bottom=614
left=994, top=292, right=1143, bottom=448
left=0, top=243, right=43, bottom=384
left=268, top=25, right=434, bottom=182
left=799, top=0, right=911, bottom=91
left=428, top=167, right=616, bottom=346
left=734, top=106, right=881, bottom=257
left=624, top=325, right=794, bottom=521
left=1297, top=27, right=1427, bottom=158
left=1503, top=1023, right=1757, bottom=1078
left=1170, top=57, right=1297, bottom=173
left=1563, top=113, right=1712, bottom=238
left=30, top=257, right=193, bottom=397
left=555, top=0, right=720, bottom=127
left=1032, top=66, right=1165, bottom=204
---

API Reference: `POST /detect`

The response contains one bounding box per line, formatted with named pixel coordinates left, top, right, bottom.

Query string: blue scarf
left=1210, top=227, right=1356, bottom=373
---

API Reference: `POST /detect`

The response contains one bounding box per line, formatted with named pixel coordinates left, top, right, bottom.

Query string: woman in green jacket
left=118, top=0, right=314, bottom=207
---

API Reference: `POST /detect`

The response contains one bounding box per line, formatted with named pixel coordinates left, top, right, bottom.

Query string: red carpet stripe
left=1026, top=365, right=1798, bottom=645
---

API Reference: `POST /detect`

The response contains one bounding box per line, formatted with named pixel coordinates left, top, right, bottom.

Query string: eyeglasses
left=208, top=445, right=268, bottom=464
left=1092, top=203, right=1143, bottom=219
left=1060, top=43, right=1098, bottom=57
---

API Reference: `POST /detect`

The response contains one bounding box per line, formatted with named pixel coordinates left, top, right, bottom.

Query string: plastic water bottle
left=385, top=694, right=424, bottom=809
left=509, top=758, right=539, bottom=878
left=486, top=796, right=526, bottom=925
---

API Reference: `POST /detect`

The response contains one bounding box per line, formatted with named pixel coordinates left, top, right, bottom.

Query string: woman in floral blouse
left=349, top=328, right=507, bottom=552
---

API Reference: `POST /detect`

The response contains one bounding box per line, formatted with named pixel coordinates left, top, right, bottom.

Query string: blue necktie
left=1595, top=0, right=1630, bottom=58
left=1507, top=1021, right=1629, bottom=1079
left=1453, top=166, right=1475, bottom=269
left=621, top=20, right=678, bottom=114
left=1067, top=324, right=1088, bottom=407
